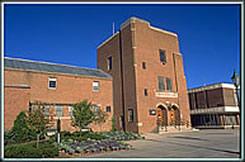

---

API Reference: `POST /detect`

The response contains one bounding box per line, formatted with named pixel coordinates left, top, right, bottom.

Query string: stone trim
left=155, top=91, right=178, bottom=98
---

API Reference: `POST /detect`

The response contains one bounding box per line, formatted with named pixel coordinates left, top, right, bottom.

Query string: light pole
left=231, top=71, right=240, bottom=110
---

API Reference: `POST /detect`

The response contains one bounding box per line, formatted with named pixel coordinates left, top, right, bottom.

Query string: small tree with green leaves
left=71, top=100, right=95, bottom=133
left=27, top=106, right=49, bottom=136
left=27, top=103, right=49, bottom=147
left=10, top=111, right=34, bottom=143
left=111, top=116, right=117, bottom=132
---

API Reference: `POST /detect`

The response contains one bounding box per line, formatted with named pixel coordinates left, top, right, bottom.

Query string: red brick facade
left=4, top=17, right=191, bottom=134
left=4, top=68, right=113, bottom=132
left=97, top=17, right=191, bottom=133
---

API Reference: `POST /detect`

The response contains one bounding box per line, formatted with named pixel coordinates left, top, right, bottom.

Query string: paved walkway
left=87, top=129, right=240, bottom=158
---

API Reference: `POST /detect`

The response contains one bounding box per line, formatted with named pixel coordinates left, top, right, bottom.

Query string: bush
left=4, top=141, right=59, bottom=158
left=61, top=131, right=106, bottom=142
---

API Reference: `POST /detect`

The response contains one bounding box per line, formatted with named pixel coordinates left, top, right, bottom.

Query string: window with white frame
left=92, top=81, right=100, bottom=92
left=48, top=77, right=57, bottom=89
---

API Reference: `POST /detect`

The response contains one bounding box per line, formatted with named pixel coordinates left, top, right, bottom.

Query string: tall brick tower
left=97, top=17, right=190, bottom=134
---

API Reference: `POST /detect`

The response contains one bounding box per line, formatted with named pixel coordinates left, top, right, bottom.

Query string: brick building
left=97, top=17, right=191, bottom=133
left=188, top=83, right=240, bottom=128
left=4, top=17, right=191, bottom=134
left=4, top=57, right=113, bottom=132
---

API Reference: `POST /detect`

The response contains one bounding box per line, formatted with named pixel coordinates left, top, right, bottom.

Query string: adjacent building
left=188, top=83, right=240, bottom=128
left=97, top=17, right=191, bottom=133
left=4, top=57, right=113, bottom=132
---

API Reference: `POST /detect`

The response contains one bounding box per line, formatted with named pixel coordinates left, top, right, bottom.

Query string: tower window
left=158, top=76, right=165, bottom=92
left=144, top=89, right=148, bottom=96
left=166, top=78, right=173, bottom=91
left=142, top=62, right=146, bottom=69
left=128, top=109, right=134, bottom=122
left=159, top=50, right=167, bottom=64
left=107, top=56, right=112, bottom=70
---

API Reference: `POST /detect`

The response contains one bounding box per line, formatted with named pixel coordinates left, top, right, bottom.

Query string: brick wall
left=4, top=69, right=113, bottom=132
left=98, top=17, right=191, bottom=133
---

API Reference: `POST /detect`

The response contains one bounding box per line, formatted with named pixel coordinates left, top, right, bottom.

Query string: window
left=166, top=78, right=172, bottom=91
left=142, top=62, right=146, bottom=69
left=159, top=50, right=167, bottom=64
left=55, top=106, right=63, bottom=117
left=91, top=104, right=100, bottom=113
left=48, top=78, right=57, bottom=89
left=144, top=89, right=148, bottom=96
left=92, top=81, right=100, bottom=92
left=68, top=106, right=73, bottom=117
left=107, top=56, right=112, bottom=70
left=106, top=106, right=111, bottom=113
left=158, top=76, right=165, bottom=92
left=128, top=109, right=134, bottom=122
left=44, top=105, right=50, bottom=117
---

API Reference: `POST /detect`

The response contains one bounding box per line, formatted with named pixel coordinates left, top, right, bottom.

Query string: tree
left=27, top=102, right=50, bottom=147
left=111, top=116, right=117, bottom=132
left=11, top=111, right=34, bottom=143
left=27, top=104, right=49, bottom=136
left=71, top=100, right=95, bottom=133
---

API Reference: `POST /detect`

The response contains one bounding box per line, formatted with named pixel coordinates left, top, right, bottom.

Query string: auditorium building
left=4, top=17, right=191, bottom=134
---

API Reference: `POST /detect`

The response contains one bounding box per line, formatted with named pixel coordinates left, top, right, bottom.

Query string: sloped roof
left=4, top=57, right=111, bottom=79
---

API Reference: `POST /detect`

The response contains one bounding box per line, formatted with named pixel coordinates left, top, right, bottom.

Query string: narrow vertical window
left=107, top=56, right=112, bottom=70
left=48, top=78, right=57, bottom=89
left=142, top=62, right=146, bottom=69
left=158, top=76, right=165, bottom=92
left=68, top=106, right=73, bottom=117
left=56, top=106, right=63, bottom=117
left=166, top=78, right=172, bottom=91
left=44, top=105, right=50, bottom=117
left=144, top=89, right=148, bottom=96
left=92, top=81, right=100, bottom=92
left=159, top=49, right=167, bottom=64
left=128, top=109, right=134, bottom=122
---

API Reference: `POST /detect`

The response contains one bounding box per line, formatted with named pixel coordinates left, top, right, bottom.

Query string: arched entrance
left=169, top=104, right=181, bottom=126
left=156, top=105, right=168, bottom=127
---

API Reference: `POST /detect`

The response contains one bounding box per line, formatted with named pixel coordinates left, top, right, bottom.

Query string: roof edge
left=4, top=57, right=112, bottom=79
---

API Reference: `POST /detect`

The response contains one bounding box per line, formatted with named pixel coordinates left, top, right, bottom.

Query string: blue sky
left=4, top=4, right=241, bottom=88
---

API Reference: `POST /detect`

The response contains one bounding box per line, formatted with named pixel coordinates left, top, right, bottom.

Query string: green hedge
left=4, top=141, right=59, bottom=158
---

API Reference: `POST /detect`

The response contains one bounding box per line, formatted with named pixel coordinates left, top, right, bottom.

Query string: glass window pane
left=158, top=76, right=165, bottom=91
left=56, top=106, right=63, bottom=117
left=93, top=81, right=100, bottom=91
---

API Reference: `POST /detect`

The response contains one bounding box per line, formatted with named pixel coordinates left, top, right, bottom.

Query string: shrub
left=4, top=141, right=58, bottom=158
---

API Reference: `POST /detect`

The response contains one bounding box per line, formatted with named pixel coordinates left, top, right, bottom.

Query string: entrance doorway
left=156, top=105, right=168, bottom=127
left=169, top=105, right=180, bottom=126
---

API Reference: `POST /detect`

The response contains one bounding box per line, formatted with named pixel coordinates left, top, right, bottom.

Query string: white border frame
left=48, top=77, right=57, bottom=90
left=1, top=1, right=243, bottom=161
